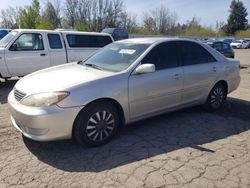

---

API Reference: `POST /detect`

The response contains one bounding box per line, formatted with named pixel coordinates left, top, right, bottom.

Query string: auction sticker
left=119, top=49, right=136, bottom=55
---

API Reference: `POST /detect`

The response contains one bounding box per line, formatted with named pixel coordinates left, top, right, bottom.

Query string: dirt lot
left=0, top=50, right=250, bottom=188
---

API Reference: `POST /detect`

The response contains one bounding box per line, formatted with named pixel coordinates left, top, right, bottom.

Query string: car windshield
left=82, top=43, right=149, bottom=72
left=0, top=31, right=18, bottom=48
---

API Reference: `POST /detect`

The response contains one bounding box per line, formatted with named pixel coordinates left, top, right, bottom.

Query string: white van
left=0, top=29, right=114, bottom=78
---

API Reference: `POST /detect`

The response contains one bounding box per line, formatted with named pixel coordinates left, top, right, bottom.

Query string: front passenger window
left=10, top=33, right=44, bottom=51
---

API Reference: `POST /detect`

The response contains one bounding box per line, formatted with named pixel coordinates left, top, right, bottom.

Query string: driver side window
left=10, top=33, right=44, bottom=51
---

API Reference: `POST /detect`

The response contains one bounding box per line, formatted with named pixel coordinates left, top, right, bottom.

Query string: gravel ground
left=0, top=49, right=250, bottom=188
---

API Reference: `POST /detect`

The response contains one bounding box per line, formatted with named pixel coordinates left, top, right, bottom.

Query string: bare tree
left=121, top=12, right=137, bottom=33
left=0, top=7, right=20, bottom=28
left=186, top=17, right=201, bottom=28
left=63, top=0, right=127, bottom=31
left=142, top=5, right=178, bottom=34
left=143, top=12, right=157, bottom=33
left=64, top=0, right=78, bottom=28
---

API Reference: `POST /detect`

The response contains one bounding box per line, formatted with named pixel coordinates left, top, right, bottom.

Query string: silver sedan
left=8, top=38, right=241, bottom=146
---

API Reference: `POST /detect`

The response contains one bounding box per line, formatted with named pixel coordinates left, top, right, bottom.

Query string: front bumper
left=8, top=90, right=82, bottom=141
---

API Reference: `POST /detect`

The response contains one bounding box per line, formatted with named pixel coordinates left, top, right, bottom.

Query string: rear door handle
left=40, top=53, right=47, bottom=56
left=174, top=74, right=181, bottom=80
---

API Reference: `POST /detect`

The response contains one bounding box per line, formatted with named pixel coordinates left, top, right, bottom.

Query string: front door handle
left=40, top=53, right=47, bottom=56
left=212, top=67, right=217, bottom=72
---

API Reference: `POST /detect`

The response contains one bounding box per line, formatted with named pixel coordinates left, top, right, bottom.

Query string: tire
left=73, top=101, right=119, bottom=147
left=204, top=83, right=227, bottom=111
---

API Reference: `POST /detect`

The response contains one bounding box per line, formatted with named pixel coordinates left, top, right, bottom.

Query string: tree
left=141, top=5, right=178, bottom=35
left=64, top=0, right=78, bottom=28
left=224, top=0, right=248, bottom=35
left=19, top=0, right=40, bottom=29
left=120, top=12, right=137, bottom=33
left=38, top=1, right=61, bottom=29
left=235, top=28, right=250, bottom=38
left=143, top=13, right=156, bottom=33
left=0, top=7, right=19, bottom=28
left=186, top=17, right=201, bottom=28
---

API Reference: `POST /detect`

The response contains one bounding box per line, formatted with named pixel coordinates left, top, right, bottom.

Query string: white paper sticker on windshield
left=119, top=49, right=136, bottom=55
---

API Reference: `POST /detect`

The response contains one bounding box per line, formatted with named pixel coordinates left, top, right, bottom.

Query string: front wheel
left=73, top=102, right=119, bottom=146
left=204, top=83, right=227, bottom=111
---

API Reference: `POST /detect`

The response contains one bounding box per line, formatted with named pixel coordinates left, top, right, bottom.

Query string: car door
left=5, top=33, right=50, bottom=76
left=129, top=42, right=183, bottom=120
left=47, top=33, right=67, bottom=66
left=179, top=41, right=219, bottom=105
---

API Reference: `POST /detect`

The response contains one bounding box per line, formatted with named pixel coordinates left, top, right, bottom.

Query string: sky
left=1, top=0, right=250, bottom=27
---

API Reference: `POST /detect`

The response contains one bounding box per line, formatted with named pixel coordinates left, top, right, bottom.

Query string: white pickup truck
left=0, top=29, right=114, bottom=79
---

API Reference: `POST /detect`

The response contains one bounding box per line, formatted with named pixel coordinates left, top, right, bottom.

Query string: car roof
left=206, top=40, right=229, bottom=44
left=11, top=29, right=112, bottom=37
left=116, top=37, right=198, bottom=45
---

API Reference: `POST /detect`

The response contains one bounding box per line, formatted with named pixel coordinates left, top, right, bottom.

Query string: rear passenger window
left=142, top=42, right=179, bottom=70
left=66, top=35, right=112, bottom=48
left=48, top=34, right=62, bottom=49
left=180, top=41, right=216, bottom=66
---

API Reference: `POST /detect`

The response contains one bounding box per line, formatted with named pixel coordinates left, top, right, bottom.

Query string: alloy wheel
left=210, top=87, right=225, bottom=109
left=86, top=111, right=115, bottom=142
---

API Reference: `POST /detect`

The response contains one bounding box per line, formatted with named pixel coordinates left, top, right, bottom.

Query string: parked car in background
left=0, top=29, right=113, bottom=79
left=205, top=41, right=235, bottom=58
left=0, top=29, right=11, bottom=40
left=220, top=38, right=234, bottom=44
left=102, top=28, right=128, bottom=41
left=8, top=38, right=241, bottom=146
left=244, top=39, right=250, bottom=48
left=230, top=40, right=250, bottom=49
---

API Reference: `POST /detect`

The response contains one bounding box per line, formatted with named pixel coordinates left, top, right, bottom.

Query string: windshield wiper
left=84, top=63, right=104, bottom=70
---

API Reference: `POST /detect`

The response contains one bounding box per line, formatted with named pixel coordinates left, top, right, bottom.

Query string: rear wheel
left=204, top=83, right=227, bottom=111
left=73, top=102, right=119, bottom=146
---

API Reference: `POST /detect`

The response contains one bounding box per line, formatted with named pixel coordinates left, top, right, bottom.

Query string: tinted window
left=222, top=43, right=230, bottom=50
left=0, top=30, right=8, bottom=39
left=213, top=42, right=222, bottom=51
left=48, top=34, right=63, bottom=49
left=67, top=34, right=112, bottom=48
left=180, top=41, right=216, bottom=66
left=142, top=42, right=179, bottom=70
left=10, top=33, right=44, bottom=51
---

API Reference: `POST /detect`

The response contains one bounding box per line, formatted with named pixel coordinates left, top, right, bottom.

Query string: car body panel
left=129, top=67, right=183, bottom=120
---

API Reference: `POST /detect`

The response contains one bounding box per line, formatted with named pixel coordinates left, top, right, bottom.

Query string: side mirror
left=135, top=64, right=155, bottom=74
left=10, top=43, right=18, bottom=51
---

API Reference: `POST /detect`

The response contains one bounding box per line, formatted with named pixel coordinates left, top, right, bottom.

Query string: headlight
left=20, top=92, right=69, bottom=107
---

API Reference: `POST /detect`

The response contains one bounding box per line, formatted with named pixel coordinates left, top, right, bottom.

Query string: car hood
left=231, top=42, right=241, bottom=45
left=14, top=63, right=114, bottom=94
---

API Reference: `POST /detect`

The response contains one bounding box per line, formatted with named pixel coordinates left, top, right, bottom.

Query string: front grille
left=14, top=89, right=26, bottom=101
